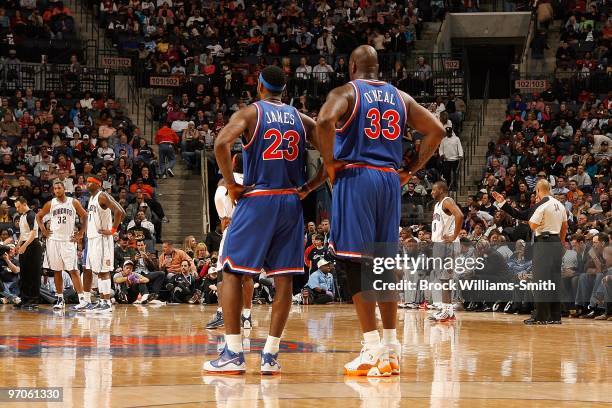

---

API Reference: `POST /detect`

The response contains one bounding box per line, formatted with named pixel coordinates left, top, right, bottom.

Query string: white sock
left=242, top=309, right=251, bottom=318
left=382, top=329, right=398, bottom=345
left=217, top=307, right=223, bottom=313
left=84, top=292, right=91, bottom=303
left=263, top=335, right=280, bottom=355
left=444, top=303, right=454, bottom=314
left=225, top=334, right=243, bottom=353
left=57, top=293, right=64, bottom=300
left=99, top=279, right=111, bottom=296
left=363, top=330, right=381, bottom=347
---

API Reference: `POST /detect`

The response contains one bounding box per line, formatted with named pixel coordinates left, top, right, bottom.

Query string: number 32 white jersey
left=49, top=197, right=77, bottom=241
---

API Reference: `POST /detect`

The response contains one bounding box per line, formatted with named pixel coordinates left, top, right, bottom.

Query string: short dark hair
left=15, top=197, right=28, bottom=205
left=314, top=234, right=324, bottom=241
left=597, top=232, right=609, bottom=245
left=163, top=240, right=173, bottom=245
left=260, top=65, right=286, bottom=94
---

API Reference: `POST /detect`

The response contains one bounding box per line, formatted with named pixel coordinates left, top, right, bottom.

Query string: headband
left=258, top=73, right=286, bottom=93
left=87, top=177, right=102, bottom=186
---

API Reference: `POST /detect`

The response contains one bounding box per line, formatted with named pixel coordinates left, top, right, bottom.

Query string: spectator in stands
left=304, top=234, right=328, bottom=275
left=114, top=260, right=151, bottom=304
left=165, top=260, right=197, bottom=303
left=312, top=57, right=334, bottom=95
left=133, top=239, right=164, bottom=301
left=438, top=126, right=463, bottom=191
left=402, top=182, right=425, bottom=224
left=155, top=122, right=178, bottom=178
left=159, top=240, right=195, bottom=277
left=304, top=259, right=335, bottom=304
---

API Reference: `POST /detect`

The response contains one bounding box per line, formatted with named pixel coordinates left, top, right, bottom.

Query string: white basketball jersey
left=87, top=191, right=112, bottom=239
left=214, top=172, right=244, bottom=218
left=432, top=197, right=458, bottom=243
left=49, top=197, right=77, bottom=241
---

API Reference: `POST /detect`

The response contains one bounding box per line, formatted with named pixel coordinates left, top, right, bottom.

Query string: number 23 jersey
left=243, top=100, right=306, bottom=190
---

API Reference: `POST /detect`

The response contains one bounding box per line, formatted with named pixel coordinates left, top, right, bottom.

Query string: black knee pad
left=335, top=258, right=365, bottom=297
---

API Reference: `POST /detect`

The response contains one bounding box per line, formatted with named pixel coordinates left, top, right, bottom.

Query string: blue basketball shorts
left=221, top=189, right=305, bottom=276
left=329, top=164, right=401, bottom=259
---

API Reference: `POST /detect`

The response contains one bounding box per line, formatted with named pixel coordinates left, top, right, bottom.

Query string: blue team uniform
left=329, top=79, right=406, bottom=258
left=221, top=100, right=306, bottom=275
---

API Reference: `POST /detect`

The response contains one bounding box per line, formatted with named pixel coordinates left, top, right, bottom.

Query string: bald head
left=349, top=45, right=379, bottom=80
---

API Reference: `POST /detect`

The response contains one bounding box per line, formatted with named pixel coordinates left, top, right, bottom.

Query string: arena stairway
left=155, top=161, right=205, bottom=244
left=455, top=98, right=507, bottom=204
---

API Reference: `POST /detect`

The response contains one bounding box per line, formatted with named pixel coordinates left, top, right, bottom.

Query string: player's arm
left=442, top=198, right=464, bottom=242
left=73, top=199, right=88, bottom=242
left=98, top=192, right=126, bottom=235
left=214, top=105, right=255, bottom=202
left=316, top=85, right=351, bottom=184
left=18, top=212, right=38, bottom=254
left=298, top=113, right=327, bottom=199
left=35, top=201, right=52, bottom=238
left=398, top=91, right=445, bottom=185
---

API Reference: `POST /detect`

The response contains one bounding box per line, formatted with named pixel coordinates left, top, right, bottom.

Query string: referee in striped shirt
left=492, top=179, right=568, bottom=324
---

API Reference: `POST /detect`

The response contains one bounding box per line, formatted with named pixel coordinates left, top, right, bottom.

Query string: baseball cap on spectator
left=82, top=134, right=90, bottom=139
left=123, top=260, right=134, bottom=267
left=317, top=259, right=331, bottom=269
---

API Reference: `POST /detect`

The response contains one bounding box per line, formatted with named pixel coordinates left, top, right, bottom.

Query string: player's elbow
left=432, top=122, right=445, bottom=142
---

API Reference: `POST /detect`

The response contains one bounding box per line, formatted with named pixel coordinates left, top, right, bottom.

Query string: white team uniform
left=44, top=197, right=79, bottom=271
left=85, top=192, right=114, bottom=273
left=432, top=196, right=459, bottom=280
left=214, top=173, right=243, bottom=270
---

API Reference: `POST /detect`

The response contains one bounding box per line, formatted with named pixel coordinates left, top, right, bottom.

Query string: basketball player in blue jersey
left=204, top=66, right=325, bottom=375
left=317, top=45, right=445, bottom=376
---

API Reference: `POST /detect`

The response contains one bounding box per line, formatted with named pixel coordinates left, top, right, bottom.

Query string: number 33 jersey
left=243, top=100, right=306, bottom=190
left=335, top=79, right=406, bottom=169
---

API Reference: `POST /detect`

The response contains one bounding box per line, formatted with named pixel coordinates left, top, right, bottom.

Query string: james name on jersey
left=264, top=110, right=296, bottom=125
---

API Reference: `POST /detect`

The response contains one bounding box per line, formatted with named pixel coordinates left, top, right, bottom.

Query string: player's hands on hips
left=324, top=159, right=347, bottom=185
left=98, top=229, right=115, bottom=236
left=226, top=182, right=246, bottom=204
left=442, top=234, right=455, bottom=243
left=398, top=169, right=412, bottom=186
left=297, top=185, right=311, bottom=200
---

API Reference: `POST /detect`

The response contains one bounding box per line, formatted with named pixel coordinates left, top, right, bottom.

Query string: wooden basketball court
left=0, top=304, right=610, bottom=407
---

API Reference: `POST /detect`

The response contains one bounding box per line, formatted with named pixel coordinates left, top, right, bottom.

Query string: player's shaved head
left=434, top=181, right=449, bottom=193
left=431, top=181, right=448, bottom=201
left=349, top=45, right=379, bottom=80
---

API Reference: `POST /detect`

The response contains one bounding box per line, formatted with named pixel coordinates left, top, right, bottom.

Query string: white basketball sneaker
left=344, top=343, right=392, bottom=377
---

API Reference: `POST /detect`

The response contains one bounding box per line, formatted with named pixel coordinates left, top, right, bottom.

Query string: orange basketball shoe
left=386, top=342, right=401, bottom=375
left=344, top=343, right=392, bottom=377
